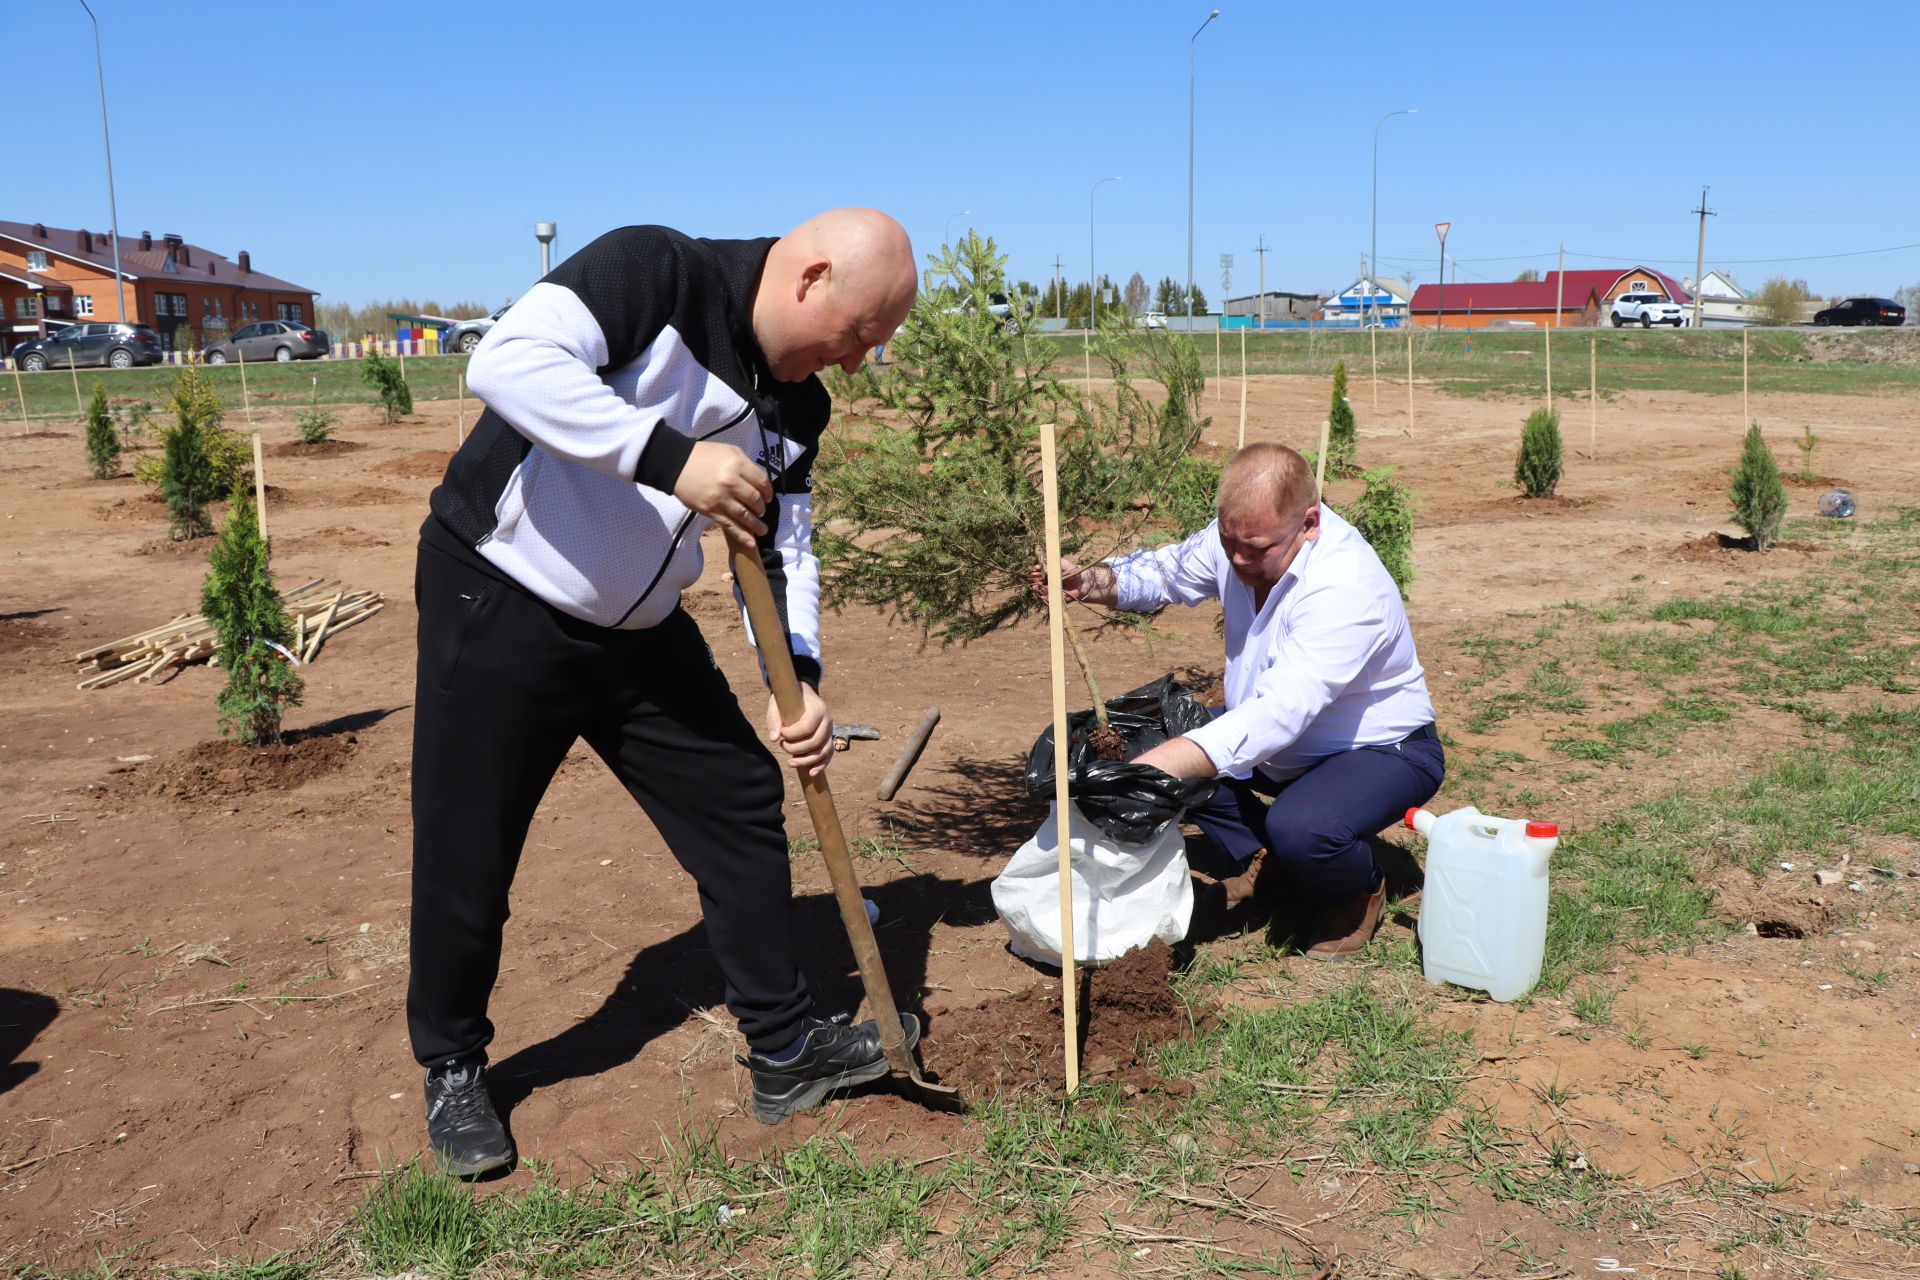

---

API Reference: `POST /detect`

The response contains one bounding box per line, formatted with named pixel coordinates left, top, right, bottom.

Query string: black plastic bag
left=1024, top=674, right=1219, bottom=844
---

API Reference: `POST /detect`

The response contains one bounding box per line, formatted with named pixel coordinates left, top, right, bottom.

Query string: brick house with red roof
left=1409, top=266, right=1692, bottom=328
left=0, top=221, right=318, bottom=351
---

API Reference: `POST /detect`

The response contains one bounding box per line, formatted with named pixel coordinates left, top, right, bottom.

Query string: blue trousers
left=1187, top=718, right=1445, bottom=905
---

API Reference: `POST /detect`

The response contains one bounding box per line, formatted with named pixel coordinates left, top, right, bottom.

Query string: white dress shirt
left=1106, top=505, right=1435, bottom=782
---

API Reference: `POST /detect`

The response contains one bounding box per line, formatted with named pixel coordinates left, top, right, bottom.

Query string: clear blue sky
left=17, top=1, right=1920, bottom=310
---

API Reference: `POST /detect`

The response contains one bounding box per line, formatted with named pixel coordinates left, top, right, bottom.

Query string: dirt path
left=1, top=375, right=1915, bottom=1269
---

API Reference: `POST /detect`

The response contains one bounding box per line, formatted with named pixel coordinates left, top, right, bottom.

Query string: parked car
left=1812, top=297, right=1906, bottom=327
left=202, top=321, right=330, bottom=363
left=10, top=321, right=166, bottom=372
left=444, top=303, right=512, bottom=354
left=1139, top=311, right=1168, bottom=330
left=1609, top=292, right=1688, bottom=328
left=940, top=291, right=1024, bottom=333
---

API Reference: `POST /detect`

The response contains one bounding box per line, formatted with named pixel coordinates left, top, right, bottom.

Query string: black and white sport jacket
left=429, top=226, right=828, bottom=685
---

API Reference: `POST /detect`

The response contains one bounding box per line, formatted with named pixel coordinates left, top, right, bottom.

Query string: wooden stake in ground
left=1590, top=336, right=1598, bottom=459
left=250, top=432, right=268, bottom=544
left=1237, top=327, right=1248, bottom=448
left=457, top=371, right=466, bottom=446
left=1370, top=322, right=1379, bottom=410
left=1213, top=327, right=1222, bottom=402
left=1405, top=324, right=1415, bottom=433
left=1037, top=421, right=1079, bottom=1094
left=1742, top=329, right=1750, bottom=427
left=237, top=346, right=253, bottom=428
left=1314, top=418, right=1330, bottom=498
left=68, top=349, right=84, bottom=418
left=1544, top=322, right=1553, bottom=413
left=11, top=360, right=26, bottom=432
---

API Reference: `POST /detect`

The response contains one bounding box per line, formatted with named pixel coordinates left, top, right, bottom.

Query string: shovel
left=726, top=530, right=963, bottom=1113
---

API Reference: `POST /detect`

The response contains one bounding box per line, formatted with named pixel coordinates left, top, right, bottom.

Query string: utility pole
left=1053, top=255, right=1064, bottom=321
left=1690, top=186, right=1715, bottom=330
left=1255, top=234, right=1268, bottom=330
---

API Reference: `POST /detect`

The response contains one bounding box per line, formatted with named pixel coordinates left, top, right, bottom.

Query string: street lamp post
left=1434, top=221, right=1451, bottom=331
left=1089, top=176, right=1122, bottom=332
left=1186, top=8, right=1220, bottom=333
left=1368, top=108, right=1417, bottom=329
left=77, top=0, right=125, bottom=324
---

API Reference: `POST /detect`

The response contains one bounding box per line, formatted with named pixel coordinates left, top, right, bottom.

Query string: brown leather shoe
left=1305, top=881, right=1386, bottom=960
left=1219, top=848, right=1271, bottom=908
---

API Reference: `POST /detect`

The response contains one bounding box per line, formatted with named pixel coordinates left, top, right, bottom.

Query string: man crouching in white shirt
left=1046, top=442, right=1444, bottom=958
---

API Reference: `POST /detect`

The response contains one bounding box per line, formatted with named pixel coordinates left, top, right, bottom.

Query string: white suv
left=1610, top=292, right=1688, bottom=328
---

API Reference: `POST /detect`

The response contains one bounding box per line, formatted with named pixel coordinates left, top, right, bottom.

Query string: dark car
left=1813, top=297, right=1906, bottom=327
left=202, top=320, right=331, bottom=363
left=10, top=321, right=166, bottom=372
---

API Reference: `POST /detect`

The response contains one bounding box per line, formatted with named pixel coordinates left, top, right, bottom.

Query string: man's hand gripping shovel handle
left=723, top=527, right=962, bottom=1110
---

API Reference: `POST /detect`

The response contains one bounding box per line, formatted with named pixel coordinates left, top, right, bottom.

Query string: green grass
left=1, top=353, right=473, bottom=425
left=1024, top=327, right=1920, bottom=401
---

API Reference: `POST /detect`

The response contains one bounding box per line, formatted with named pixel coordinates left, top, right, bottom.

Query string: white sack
left=991, top=800, right=1192, bottom=967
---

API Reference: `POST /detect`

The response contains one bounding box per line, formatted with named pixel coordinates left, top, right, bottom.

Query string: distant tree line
left=313, top=297, right=495, bottom=341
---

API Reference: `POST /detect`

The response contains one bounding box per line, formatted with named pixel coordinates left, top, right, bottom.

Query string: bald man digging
left=408, top=209, right=920, bottom=1174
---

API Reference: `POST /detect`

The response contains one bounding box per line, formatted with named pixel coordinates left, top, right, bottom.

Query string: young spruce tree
left=201, top=487, right=304, bottom=745
left=160, top=367, right=222, bottom=539
left=84, top=381, right=119, bottom=480
left=1514, top=407, right=1563, bottom=499
left=1326, top=360, right=1358, bottom=476
left=362, top=349, right=413, bottom=423
left=1728, top=423, right=1789, bottom=550
left=814, top=230, right=1208, bottom=721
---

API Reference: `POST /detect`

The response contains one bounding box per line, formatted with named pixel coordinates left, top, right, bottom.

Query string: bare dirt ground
left=3, top=371, right=1918, bottom=1273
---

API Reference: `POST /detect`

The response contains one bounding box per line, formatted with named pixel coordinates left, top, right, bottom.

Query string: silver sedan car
left=202, top=320, right=331, bottom=363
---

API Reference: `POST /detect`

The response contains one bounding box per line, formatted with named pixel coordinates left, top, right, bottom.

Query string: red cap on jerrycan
left=1405, top=808, right=1421, bottom=830
left=1525, top=822, right=1559, bottom=838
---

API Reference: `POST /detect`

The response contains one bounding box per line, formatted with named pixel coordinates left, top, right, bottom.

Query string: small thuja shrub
left=1340, top=465, right=1419, bottom=597
left=84, top=381, right=119, bottom=479
left=295, top=406, right=339, bottom=445
left=1514, top=407, right=1563, bottom=498
left=362, top=349, right=413, bottom=423
left=135, top=369, right=247, bottom=496
left=1326, top=360, right=1358, bottom=476
left=1728, top=422, right=1788, bottom=551
left=159, top=368, right=224, bottom=539
left=201, top=487, right=304, bottom=745
left=1792, top=424, right=1819, bottom=482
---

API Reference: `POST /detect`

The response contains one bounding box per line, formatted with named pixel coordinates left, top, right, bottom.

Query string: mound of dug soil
left=123, top=731, right=359, bottom=801
left=1708, top=867, right=1836, bottom=939
left=925, top=938, right=1201, bottom=1097
left=266, top=440, right=368, bottom=458
left=1670, top=533, right=1827, bottom=561
left=376, top=450, right=453, bottom=479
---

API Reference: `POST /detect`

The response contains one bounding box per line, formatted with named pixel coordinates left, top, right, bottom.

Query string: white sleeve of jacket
left=464, top=281, right=680, bottom=487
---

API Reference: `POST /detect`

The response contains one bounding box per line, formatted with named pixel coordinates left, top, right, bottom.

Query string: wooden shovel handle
left=725, top=531, right=916, bottom=1075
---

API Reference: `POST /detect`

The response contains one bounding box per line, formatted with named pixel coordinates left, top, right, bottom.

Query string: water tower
left=534, top=221, right=558, bottom=278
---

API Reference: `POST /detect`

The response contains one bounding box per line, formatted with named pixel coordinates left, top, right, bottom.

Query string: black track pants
left=405, top=533, right=812, bottom=1068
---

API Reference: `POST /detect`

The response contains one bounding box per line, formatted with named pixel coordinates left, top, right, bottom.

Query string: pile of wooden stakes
left=72, top=579, right=384, bottom=691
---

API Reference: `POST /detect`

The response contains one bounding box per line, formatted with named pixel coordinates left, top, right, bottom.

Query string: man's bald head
left=753, top=207, right=917, bottom=382
left=1217, top=443, right=1317, bottom=521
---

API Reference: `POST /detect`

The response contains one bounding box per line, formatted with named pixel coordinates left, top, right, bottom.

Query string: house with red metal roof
left=1409, top=265, right=1691, bottom=328
left=0, top=221, right=318, bottom=351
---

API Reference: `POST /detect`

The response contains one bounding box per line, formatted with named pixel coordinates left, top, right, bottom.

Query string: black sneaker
left=744, top=1012, right=921, bottom=1125
left=423, top=1060, right=514, bottom=1178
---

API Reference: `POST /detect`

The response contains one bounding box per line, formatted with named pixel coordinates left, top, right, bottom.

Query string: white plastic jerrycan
left=1406, top=805, right=1558, bottom=1002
